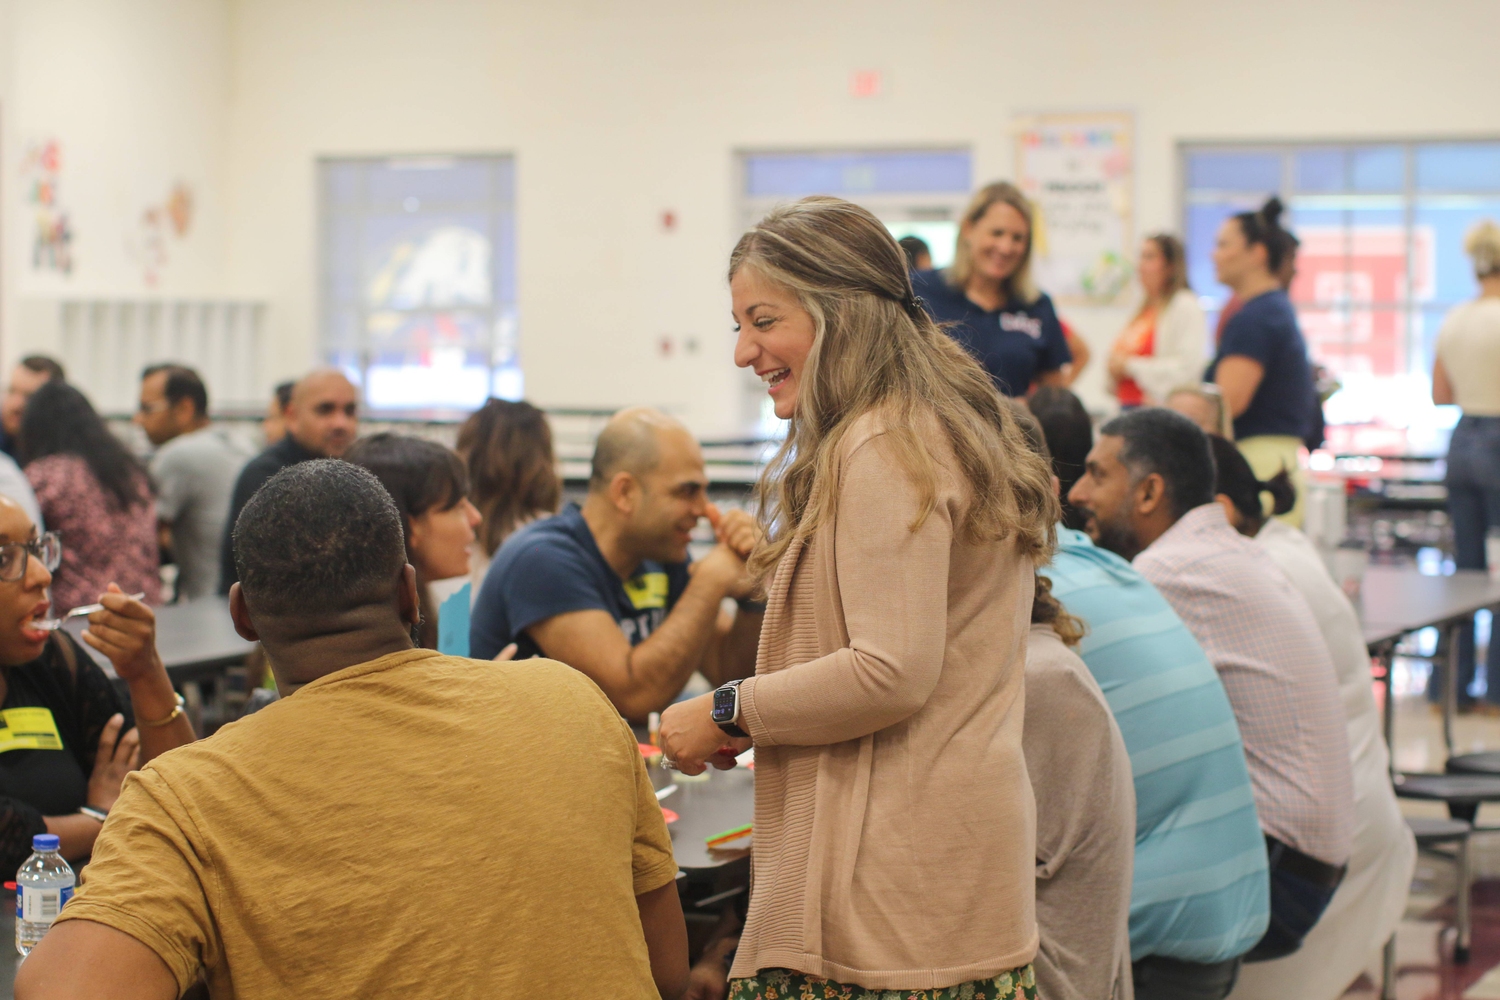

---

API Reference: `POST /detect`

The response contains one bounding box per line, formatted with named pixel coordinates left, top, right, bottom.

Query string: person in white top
left=1208, top=435, right=1415, bottom=1000
left=1108, top=234, right=1208, bottom=407
left=1432, top=219, right=1500, bottom=709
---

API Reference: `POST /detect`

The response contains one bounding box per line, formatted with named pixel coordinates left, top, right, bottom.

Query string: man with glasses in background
left=219, top=369, right=360, bottom=593
left=135, top=365, right=249, bottom=601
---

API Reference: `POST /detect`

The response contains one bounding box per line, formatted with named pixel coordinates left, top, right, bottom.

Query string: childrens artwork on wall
left=126, top=181, right=195, bottom=287
left=1013, top=111, right=1135, bottom=305
left=21, top=139, right=74, bottom=276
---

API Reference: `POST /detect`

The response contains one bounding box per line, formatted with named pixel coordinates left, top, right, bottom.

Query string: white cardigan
left=1121, top=288, right=1209, bottom=404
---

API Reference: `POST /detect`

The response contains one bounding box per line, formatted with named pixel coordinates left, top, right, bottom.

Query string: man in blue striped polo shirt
left=1044, top=530, right=1269, bottom=998
left=1024, top=392, right=1267, bottom=1000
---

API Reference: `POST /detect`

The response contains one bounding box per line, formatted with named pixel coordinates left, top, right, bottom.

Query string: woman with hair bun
left=1432, top=219, right=1500, bottom=710
left=1207, top=196, right=1316, bottom=525
left=911, top=181, right=1073, bottom=397
left=660, top=195, right=1056, bottom=999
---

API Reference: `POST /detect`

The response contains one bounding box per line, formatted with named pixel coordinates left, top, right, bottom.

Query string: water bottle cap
left=31, top=834, right=59, bottom=852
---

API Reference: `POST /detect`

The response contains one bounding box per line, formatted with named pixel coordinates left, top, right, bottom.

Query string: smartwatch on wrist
left=712, top=679, right=748, bottom=738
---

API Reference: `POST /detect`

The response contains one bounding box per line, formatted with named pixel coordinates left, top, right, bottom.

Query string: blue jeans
left=1433, top=415, right=1500, bottom=705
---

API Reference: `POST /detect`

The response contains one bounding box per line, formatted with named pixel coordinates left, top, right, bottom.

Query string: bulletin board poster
left=1014, top=112, right=1134, bottom=305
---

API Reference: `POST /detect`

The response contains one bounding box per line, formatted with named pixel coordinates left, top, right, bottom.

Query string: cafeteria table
left=1360, top=566, right=1500, bottom=764
left=657, top=764, right=756, bottom=871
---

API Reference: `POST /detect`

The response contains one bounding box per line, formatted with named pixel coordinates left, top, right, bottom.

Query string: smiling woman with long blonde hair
left=660, top=196, right=1057, bottom=1000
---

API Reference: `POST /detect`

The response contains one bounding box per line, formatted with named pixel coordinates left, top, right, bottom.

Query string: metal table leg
left=1445, top=621, right=1460, bottom=761
left=1381, top=933, right=1396, bottom=999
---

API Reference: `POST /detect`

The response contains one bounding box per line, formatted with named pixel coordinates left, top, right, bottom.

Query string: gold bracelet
left=139, top=692, right=186, bottom=729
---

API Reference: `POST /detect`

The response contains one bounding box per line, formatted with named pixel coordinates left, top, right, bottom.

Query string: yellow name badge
left=0, top=707, right=64, bottom=754
left=623, top=572, right=669, bottom=611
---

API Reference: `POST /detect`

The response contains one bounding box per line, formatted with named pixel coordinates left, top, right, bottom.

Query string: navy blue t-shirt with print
left=469, top=503, right=691, bottom=661
left=1205, top=289, right=1315, bottom=440
left=912, top=268, right=1072, bottom=396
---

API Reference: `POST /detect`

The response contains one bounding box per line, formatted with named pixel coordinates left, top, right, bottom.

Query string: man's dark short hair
left=897, top=235, right=930, bottom=268
left=273, top=380, right=294, bottom=411
left=143, top=363, right=209, bottom=417
left=19, top=355, right=65, bottom=382
left=232, top=460, right=407, bottom=618
left=1098, top=407, right=1217, bottom=522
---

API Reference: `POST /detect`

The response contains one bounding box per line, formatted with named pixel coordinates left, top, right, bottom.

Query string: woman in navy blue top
left=1206, top=196, right=1316, bottom=523
left=913, top=182, right=1072, bottom=396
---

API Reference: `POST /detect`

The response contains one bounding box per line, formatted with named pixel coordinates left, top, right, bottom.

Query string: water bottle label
left=21, top=884, right=72, bottom=924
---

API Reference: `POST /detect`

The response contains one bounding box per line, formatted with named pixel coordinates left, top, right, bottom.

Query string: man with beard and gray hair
left=1068, top=407, right=1354, bottom=968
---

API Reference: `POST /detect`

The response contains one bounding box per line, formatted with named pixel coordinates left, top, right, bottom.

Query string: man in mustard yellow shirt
left=18, top=460, right=687, bottom=1000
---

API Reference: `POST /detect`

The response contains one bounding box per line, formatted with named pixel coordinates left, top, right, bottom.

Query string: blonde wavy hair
left=730, top=196, right=1058, bottom=581
left=947, top=181, right=1040, bottom=306
left=1466, top=219, right=1500, bottom=279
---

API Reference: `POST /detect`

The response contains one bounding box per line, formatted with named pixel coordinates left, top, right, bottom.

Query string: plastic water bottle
left=15, top=834, right=74, bottom=957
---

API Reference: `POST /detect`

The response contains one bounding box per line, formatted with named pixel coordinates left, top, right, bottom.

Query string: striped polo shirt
left=1043, top=528, right=1270, bottom=963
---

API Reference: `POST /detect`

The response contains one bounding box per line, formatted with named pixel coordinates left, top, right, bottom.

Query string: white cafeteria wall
left=0, top=0, right=1497, bottom=432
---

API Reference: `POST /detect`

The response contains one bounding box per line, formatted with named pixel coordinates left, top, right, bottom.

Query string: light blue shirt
left=1044, top=528, right=1270, bottom=963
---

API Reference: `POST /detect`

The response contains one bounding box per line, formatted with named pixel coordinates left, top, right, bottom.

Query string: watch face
left=713, top=686, right=735, bottom=722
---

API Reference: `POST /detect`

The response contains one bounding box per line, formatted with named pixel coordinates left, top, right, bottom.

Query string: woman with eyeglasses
left=0, top=495, right=194, bottom=872
left=20, top=381, right=160, bottom=614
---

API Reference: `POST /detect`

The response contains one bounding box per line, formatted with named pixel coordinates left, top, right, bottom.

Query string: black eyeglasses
left=0, top=532, right=61, bottom=583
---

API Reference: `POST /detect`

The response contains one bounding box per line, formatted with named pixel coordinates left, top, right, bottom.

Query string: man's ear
left=1134, top=472, right=1169, bottom=518
left=397, top=564, right=421, bottom=630
left=228, top=583, right=260, bottom=642
left=1215, top=493, right=1242, bottom=531
left=608, top=472, right=639, bottom=516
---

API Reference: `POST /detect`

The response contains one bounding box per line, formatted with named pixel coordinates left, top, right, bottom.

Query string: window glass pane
left=1416, top=143, right=1500, bottom=192
left=1351, top=146, right=1404, bottom=192
left=324, top=162, right=363, bottom=207
left=1414, top=197, right=1500, bottom=303
left=743, top=150, right=971, bottom=198
left=1295, top=150, right=1346, bottom=192
left=1184, top=200, right=1255, bottom=308
left=319, top=155, right=516, bottom=411
left=365, top=159, right=497, bottom=207
left=1185, top=151, right=1281, bottom=192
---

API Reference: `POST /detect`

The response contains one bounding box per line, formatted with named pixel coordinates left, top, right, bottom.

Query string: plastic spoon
left=32, top=592, right=146, bottom=631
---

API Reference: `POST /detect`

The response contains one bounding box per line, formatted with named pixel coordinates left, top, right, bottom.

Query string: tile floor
left=1347, top=674, right=1500, bottom=999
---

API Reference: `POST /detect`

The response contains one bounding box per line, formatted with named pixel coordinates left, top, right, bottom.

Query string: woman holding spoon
left=0, top=494, right=193, bottom=871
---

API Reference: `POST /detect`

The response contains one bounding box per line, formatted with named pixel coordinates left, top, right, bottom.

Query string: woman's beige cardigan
left=730, top=411, right=1038, bottom=990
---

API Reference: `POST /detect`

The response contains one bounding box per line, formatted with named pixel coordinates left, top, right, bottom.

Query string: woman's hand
left=86, top=714, right=139, bottom=812
left=81, top=585, right=163, bottom=684
left=493, top=643, right=518, bottom=662
left=1107, top=350, right=1130, bottom=381
left=659, top=692, right=750, bottom=775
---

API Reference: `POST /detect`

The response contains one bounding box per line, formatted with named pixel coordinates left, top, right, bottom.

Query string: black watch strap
left=713, top=679, right=748, bottom=738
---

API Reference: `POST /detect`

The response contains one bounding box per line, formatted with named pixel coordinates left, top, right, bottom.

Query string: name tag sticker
left=0, top=707, right=64, bottom=753
left=624, top=572, right=670, bottom=611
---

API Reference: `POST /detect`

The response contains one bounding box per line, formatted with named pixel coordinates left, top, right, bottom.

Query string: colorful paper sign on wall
left=21, top=139, right=73, bottom=275
left=1014, top=112, right=1134, bottom=305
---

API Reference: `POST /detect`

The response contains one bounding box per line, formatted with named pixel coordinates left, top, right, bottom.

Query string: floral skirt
left=728, top=964, right=1037, bottom=1000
